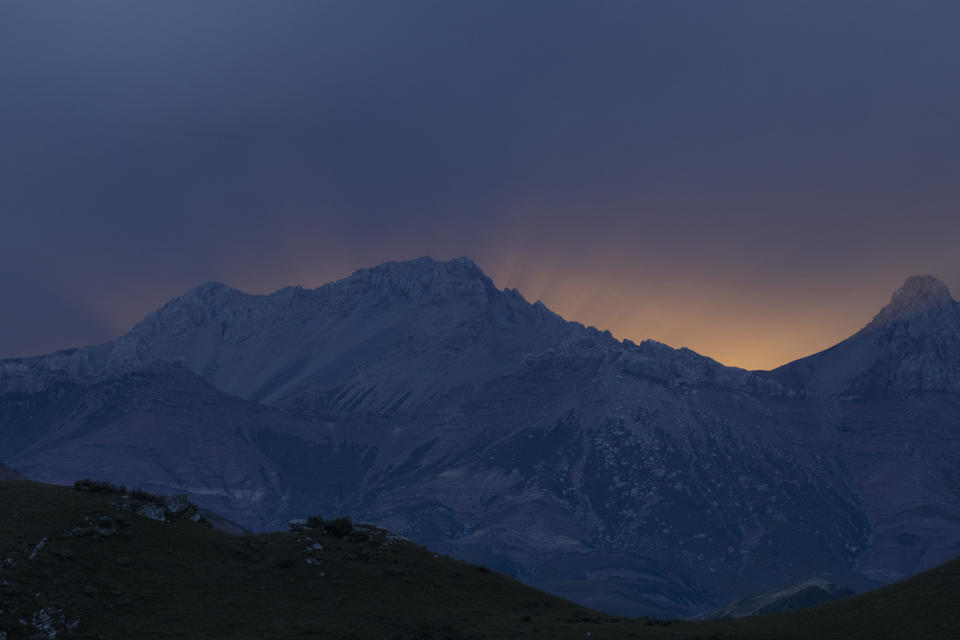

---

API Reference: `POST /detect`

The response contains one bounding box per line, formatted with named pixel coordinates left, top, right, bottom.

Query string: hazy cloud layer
left=2, top=1, right=958, bottom=367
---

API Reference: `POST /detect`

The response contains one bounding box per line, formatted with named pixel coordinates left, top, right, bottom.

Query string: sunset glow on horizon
left=2, top=3, right=959, bottom=367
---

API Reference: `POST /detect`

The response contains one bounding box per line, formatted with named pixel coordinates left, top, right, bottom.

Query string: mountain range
left=1, top=258, right=958, bottom=617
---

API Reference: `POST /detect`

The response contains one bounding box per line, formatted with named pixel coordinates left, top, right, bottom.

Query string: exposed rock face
left=1, top=261, right=958, bottom=618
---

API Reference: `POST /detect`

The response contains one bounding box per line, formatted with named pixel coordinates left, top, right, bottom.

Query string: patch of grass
left=1, top=480, right=958, bottom=639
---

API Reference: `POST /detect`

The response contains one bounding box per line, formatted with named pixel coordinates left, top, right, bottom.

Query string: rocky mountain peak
left=334, top=256, right=497, bottom=304
left=131, top=281, right=254, bottom=335
left=187, top=281, right=236, bottom=296
left=694, top=578, right=856, bottom=620
left=868, top=275, right=955, bottom=329
left=176, top=281, right=249, bottom=309
left=775, top=275, right=960, bottom=396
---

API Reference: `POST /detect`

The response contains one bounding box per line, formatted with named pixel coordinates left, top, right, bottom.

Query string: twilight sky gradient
left=2, top=1, right=959, bottom=369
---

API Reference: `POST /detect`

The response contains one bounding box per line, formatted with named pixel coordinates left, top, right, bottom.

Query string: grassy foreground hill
left=0, top=480, right=957, bottom=640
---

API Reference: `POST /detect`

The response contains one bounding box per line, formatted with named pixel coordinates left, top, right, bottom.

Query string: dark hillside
left=1, top=480, right=958, bottom=639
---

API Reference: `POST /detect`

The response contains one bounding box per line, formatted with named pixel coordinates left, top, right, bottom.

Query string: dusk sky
left=2, top=2, right=959, bottom=369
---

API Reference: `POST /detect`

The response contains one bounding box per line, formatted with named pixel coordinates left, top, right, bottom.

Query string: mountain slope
left=0, top=363, right=343, bottom=528
left=772, top=275, right=960, bottom=396
left=770, top=276, right=960, bottom=582
left=0, top=258, right=596, bottom=413
left=694, top=578, right=855, bottom=619
left=1, top=260, right=959, bottom=618
left=1, top=480, right=958, bottom=640
left=0, top=480, right=607, bottom=640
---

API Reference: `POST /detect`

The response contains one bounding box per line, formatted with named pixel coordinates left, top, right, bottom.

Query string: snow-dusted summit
left=1, top=258, right=601, bottom=409
left=774, top=275, right=960, bottom=396
left=869, top=275, right=955, bottom=327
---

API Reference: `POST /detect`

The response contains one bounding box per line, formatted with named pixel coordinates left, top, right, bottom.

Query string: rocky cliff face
left=1, top=259, right=958, bottom=618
